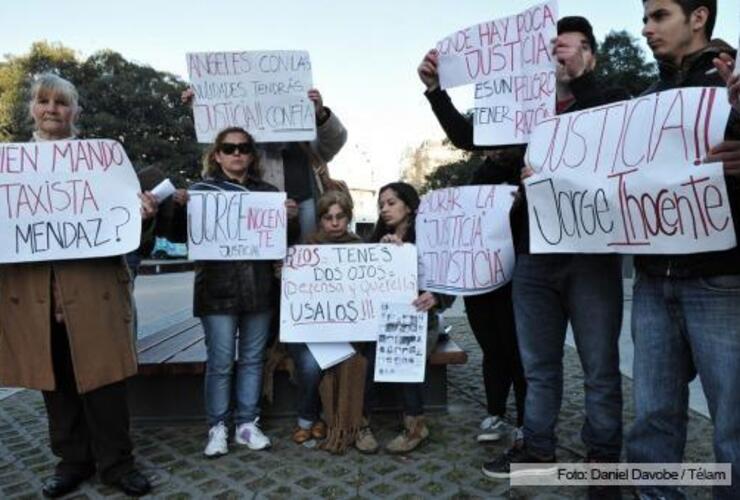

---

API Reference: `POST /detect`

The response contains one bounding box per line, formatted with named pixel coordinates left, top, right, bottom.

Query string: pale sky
left=2, top=0, right=738, bottom=188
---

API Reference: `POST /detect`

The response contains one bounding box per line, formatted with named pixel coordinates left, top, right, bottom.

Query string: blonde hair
left=201, top=127, right=261, bottom=180
left=28, top=73, right=80, bottom=136
left=317, top=190, right=354, bottom=222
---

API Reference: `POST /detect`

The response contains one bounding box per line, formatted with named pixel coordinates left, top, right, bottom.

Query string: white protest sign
left=417, top=185, right=516, bottom=295
left=307, top=342, right=355, bottom=370
left=280, top=244, right=418, bottom=343
left=435, top=1, right=558, bottom=145
left=187, top=50, right=316, bottom=143
left=374, top=303, right=428, bottom=383
left=151, top=178, right=176, bottom=204
left=524, top=87, right=736, bottom=254
left=187, top=191, right=287, bottom=260
left=0, top=140, right=141, bottom=263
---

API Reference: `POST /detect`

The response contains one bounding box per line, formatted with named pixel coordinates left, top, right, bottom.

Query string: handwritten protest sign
left=0, top=140, right=141, bottom=263
left=417, top=185, right=516, bottom=295
left=187, top=191, right=286, bottom=260
left=187, top=50, right=316, bottom=143
left=524, top=87, right=736, bottom=254
left=280, top=244, right=418, bottom=342
left=374, top=303, right=428, bottom=383
left=436, top=1, right=558, bottom=145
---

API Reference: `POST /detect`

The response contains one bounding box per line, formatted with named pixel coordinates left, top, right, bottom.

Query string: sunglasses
left=219, top=142, right=255, bottom=155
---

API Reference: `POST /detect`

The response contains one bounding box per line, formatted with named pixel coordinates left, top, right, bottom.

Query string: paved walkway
left=0, top=317, right=716, bottom=499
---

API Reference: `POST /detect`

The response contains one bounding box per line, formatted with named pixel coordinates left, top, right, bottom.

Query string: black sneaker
left=587, top=484, right=621, bottom=500
left=481, top=445, right=557, bottom=479
left=586, top=456, right=621, bottom=500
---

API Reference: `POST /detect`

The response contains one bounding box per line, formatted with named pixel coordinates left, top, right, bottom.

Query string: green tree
left=420, top=153, right=481, bottom=193
left=0, top=42, right=201, bottom=184
left=595, top=30, right=658, bottom=97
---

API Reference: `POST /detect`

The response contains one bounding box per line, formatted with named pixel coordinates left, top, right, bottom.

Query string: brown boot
left=355, top=418, right=379, bottom=454
left=311, top=420, right=327, bottom=440
left=386, top=415, right=429, bottom=454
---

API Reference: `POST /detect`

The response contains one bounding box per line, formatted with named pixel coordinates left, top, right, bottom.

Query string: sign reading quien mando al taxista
left=0, top=140, right=141, bottom=263
left=524, top=87, right=736, bottom=254
left=416, top=185, right=516, bottom=296
left=280, top=244, right=418, bottom=343
left=436, top=1, right=558, bottom=146
left=187, top=191, right=287, bottom=260
left=187, top=50, right=316, bottom=143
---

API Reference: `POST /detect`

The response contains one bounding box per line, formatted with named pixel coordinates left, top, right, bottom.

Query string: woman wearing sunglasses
left=173, top=127, right=298, bottom=458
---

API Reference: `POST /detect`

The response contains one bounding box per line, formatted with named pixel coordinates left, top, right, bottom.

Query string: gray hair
left=28, top=73, right=80, bottom=136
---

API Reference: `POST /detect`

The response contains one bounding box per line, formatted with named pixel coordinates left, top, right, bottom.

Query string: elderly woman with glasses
left=172, top=126, right=299, bottom=458
left=0, top=73, right=156, bottom=498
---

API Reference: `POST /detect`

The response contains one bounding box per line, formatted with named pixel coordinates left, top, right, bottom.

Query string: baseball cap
left=557, top=16, right=598, bottom=52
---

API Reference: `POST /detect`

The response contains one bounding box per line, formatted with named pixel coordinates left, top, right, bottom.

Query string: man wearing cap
left=419, top=16, right=629, bottom=487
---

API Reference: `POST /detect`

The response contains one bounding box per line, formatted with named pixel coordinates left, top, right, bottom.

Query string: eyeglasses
left=219, top=142, right=255, bottom=155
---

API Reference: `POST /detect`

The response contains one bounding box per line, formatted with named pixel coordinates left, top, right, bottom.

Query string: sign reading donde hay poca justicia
left=187, top=50, right=316, bottom=143
left=416, top=185, right=517, bottom=296
left=187, top=190, right=287, bottom=260
left=436, top=1, right=558, bottom=146
left=280, top=244, right=418, bottom=343
left=0, top=139, right=141, bottom=263
left=524, top=86, right=736, bottom=254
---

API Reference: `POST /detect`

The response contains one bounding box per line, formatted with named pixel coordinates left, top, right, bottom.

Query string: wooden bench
left=128, top=318, right=468, bottom=422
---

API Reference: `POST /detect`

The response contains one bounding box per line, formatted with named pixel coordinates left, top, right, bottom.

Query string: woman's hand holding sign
left=139, top=192, right=158, bottom=220
left=413, top=291, right=439, bottom=313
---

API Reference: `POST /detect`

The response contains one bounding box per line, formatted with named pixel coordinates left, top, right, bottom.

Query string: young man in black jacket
left=420, top=17, right=629, bottom=486
left=627, top=2, right=740, bottom=499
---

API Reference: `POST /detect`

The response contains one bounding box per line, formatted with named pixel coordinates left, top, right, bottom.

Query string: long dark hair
left=368, top=182, right=420, bottom=244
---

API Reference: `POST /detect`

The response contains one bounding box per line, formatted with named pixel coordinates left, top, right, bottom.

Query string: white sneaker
left=204, top=422, right=228, bottom=458
left=477, top=415, right=504, bottom=443
left=235, top=418, right=271, bottom=450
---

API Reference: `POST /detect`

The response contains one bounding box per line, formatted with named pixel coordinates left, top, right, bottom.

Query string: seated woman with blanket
left=286, top=190, right=369, bottom=454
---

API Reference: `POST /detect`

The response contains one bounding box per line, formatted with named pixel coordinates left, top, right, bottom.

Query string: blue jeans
left=297, top=198, right=316, bottom=243
left=201, top=312, right=272, bottom=426
left=286, top=343, right=323, bottom=424
left=627, top=273, right=740, bottom=500
left=513, top=254, right=623, bottom=458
